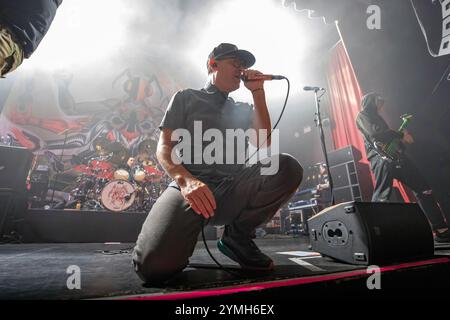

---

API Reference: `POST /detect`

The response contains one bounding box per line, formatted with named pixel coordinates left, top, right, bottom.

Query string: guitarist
left=356, top=93, right=450, bottom=243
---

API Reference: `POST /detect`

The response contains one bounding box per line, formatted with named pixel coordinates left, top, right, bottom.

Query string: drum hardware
left=63, top=139, right=170, bottom=213
left=29, top=164, right=50, bottom=202
left=48, top=128, right=74, bottom=208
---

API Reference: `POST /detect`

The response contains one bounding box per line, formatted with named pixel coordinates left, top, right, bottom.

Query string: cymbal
left=106, top=142, right=130, bottom=164
left=92, top=137, right=111, bottom=156
left=140, top=159, right=154, bottom=166
left=138, top=139, right=157, bottom=155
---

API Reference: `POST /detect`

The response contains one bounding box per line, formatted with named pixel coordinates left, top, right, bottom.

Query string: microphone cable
left=245, top=76, right=290, bottom=164
left=193, top=77, right=291, bottom=276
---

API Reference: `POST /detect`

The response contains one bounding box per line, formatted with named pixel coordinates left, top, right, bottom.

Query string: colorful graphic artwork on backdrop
left=0, top=67, right=180, bottom=194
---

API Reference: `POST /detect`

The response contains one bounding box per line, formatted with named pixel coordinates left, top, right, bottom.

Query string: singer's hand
left=180, top=177, right=216, bottom=219
left=242, top=69, right=265, bottom=92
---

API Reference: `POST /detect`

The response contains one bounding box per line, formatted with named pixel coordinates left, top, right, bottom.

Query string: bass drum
left=101, top=180, right=135, bottom=212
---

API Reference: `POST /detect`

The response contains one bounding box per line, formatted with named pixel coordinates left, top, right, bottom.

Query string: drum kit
left=69, top=138, right=168, bottom=212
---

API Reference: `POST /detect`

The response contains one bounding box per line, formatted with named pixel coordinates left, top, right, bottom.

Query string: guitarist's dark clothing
left=356, top=108, right=404, bottom=152
left=356, top=93, right=448, bottom=232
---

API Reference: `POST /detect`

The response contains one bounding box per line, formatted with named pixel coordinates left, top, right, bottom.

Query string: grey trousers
left=132, top=153, right=303, bottom=283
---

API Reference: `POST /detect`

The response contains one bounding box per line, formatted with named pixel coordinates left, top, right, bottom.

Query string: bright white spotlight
left=186, top=0, right=310, bottom=102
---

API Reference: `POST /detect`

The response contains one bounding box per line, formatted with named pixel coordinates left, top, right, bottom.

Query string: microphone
left=303, top=86, right=325, bottom=91
left=241, top=74, right=285, bottom=81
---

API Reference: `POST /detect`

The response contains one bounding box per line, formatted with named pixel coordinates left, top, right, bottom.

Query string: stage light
left=186, top=0, right=311, bottom=102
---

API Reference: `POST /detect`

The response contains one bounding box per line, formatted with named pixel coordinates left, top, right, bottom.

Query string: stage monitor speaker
left=0, top=189, right=28, bottom=238
left=0, top=190, right=15, bottom=236
left=327, top=145, right=373, bottom=202
left=0, top=145, right=33, bottom=192
left=0, top=146, right=33, bottom=237
left=308, top=201, right=434, bottom=265
left=328, top=145, right=362, bottom=167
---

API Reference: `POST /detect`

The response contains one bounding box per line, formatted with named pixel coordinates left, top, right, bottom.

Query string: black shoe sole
left=217, top=239, right=274, bottom=272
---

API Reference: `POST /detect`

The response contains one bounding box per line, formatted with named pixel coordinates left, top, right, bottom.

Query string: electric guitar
left=373, top=114, right=412, bottom=162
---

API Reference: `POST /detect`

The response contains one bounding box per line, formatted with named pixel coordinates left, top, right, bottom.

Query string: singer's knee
left=279, top=153, right=303, bottom=188
left=132, top=246, right=188, bottom=284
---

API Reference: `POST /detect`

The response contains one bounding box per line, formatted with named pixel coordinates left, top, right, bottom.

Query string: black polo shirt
left=160, top=82, right=254, bottom=183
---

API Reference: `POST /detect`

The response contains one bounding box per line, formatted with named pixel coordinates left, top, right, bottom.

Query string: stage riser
left=20, top=209, right=149, bottom=243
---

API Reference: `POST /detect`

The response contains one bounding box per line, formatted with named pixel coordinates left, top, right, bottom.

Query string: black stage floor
left=1, top=236, right=449, bottom=300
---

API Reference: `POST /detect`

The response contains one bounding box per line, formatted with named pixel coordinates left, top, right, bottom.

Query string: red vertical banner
left=326, top=41, right=365, bottom=156
left=326, top=40, right=412, bottom=202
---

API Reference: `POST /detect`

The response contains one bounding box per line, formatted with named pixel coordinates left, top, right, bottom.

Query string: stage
left=1, top=0, right=450, bottom=307
left=1, top=236, right=449, bottom=300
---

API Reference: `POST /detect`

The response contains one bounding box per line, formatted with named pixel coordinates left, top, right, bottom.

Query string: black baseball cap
left=208, top=43, right=256, bottom=69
